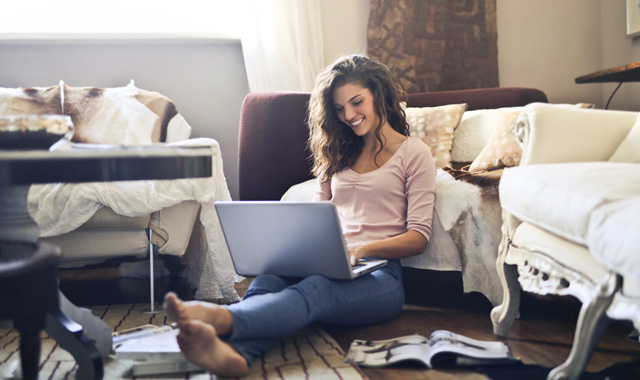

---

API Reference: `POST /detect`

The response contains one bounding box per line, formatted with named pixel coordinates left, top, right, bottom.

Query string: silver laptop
left=215, top=201, right=387, bottom=280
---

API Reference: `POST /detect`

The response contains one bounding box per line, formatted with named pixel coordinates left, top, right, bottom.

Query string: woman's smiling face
left=332, top=82, right=380, bottom=138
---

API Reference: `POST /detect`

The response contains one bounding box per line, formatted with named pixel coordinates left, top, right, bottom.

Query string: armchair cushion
left=509, top=222, right=611, bottom=297
left=500, top=162, right=640, bottom=246
left=516, top=103, right=637, bottom=165
left=587, top=197, right=640, bottom=280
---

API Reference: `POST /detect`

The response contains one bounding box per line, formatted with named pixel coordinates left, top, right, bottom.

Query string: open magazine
left=345, top=330, right=519, bottom=368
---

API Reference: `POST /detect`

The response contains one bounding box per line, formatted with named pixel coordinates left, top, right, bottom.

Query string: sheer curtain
left=240, top=0, right=324, bottom=92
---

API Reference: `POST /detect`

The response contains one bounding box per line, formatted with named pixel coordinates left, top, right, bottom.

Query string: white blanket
left=27, top=138, right=240, bottom=302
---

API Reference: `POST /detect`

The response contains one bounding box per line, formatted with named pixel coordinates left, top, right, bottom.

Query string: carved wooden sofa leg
left=547, top=272, right=620, bottom=380
left=491, top=214, right=521, bottom=337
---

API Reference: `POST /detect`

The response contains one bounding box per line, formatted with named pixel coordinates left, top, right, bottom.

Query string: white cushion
left=587, top=198, right=640, bottom=280
left=500, top=162, right=640, bottom=246
left=281, top=178, right=317, bottom=201
left=511, top=222, right=610, bottom=286
left=516, top=103, right=637, bottom=166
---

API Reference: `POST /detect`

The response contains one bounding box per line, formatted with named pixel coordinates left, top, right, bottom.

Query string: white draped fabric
left=240, top=0, right=325, bottom=92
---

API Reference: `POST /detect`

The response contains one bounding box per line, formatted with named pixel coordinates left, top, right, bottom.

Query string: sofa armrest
left=150, top=200, right=200, bottom=256
left=517, top=103, right=638, bottom=165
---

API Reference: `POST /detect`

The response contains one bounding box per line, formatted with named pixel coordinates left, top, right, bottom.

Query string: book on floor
left=345, top=330, right=520, bottom=368
left=132, top=359, right=204, bottom=376
left=114, top=328, right=184, bottom=361
left=113, top=327, right=204, bottom=374
left=112, top=324, right=176, bottom=344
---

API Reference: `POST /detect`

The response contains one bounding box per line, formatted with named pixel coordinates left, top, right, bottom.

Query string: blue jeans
left=224, top=259, right=405, bottom=364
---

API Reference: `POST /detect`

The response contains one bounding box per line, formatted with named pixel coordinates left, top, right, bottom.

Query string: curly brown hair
left=307, top=55, right=409, bottom=183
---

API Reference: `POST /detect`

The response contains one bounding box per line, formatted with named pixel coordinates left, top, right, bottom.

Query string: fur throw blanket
left=438, top=167, right=503, bottom=306
left=0, top=82, right=239, bottom=302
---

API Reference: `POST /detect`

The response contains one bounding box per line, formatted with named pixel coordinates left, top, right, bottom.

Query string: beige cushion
left=43, top=230, right=149, bottom=264
left=78, top=207, right=150, bottom=230
left=609, top=113, right=640, bottom=162
left=510, top=222, right=610, bottom=286
left=406, top=103, right=467, bottom=168
left=500, top=162, right=640, bottom=246
left=451, top=107, right=507, bottom=163
left=468, top=108, right=522, bottom=171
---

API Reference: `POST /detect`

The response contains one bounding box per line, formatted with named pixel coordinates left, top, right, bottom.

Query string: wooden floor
left=59, top=265, right=640, bottom=380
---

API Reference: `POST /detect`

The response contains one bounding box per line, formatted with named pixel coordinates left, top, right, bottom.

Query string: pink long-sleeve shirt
left=313, top=137, right=436, bottom=246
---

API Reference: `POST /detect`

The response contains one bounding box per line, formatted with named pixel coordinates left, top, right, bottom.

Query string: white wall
left=498, top=0, right=640, bottom=110
left=496, top=0, right=604, bottom=106
left=319, top=0, right=370, bottom=66
left=320, top=0, right=640, bottom=111
left=600, top=0, right=640, bottom=110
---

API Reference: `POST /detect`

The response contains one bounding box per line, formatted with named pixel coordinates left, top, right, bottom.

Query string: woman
left=164, top=54, right=436, bottom=377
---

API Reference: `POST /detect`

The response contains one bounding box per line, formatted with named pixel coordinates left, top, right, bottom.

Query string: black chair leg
left=14, top=315, right=45, bottom=380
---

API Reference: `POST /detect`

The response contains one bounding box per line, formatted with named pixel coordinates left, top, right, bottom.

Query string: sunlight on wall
left=2, top=0, right=242, bottom=37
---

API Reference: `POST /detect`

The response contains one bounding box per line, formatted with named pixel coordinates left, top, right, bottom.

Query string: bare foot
left=163, top=292, right=232, bottom=336
left=177, top=319, right=248, bottom=377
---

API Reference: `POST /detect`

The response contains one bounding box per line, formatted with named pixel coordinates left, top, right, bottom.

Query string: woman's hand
left=347, top=242, right=369, bottom=266
left=346, top=231, right=428, bottom=265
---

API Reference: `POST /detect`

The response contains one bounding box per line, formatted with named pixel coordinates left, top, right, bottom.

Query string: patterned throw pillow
left=406, top=103, right=467, bottom=168
left=468, top=103, right=595, bottom=172
left=468, top=108, right=523, bottom=172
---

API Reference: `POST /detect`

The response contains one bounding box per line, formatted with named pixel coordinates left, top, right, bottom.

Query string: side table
left=575, top=60, right=640, bottom=109
left=0, top=145, right=213, bottom=380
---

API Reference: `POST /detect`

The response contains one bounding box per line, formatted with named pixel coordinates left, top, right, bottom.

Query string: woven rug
left=0, top=303, right=367, bottom=379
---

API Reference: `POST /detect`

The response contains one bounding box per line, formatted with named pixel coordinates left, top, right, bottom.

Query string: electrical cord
left=605, top=82, right=623, bottom=110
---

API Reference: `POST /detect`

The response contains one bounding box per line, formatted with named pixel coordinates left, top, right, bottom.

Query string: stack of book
left=112, top=324, right=203, bottom=376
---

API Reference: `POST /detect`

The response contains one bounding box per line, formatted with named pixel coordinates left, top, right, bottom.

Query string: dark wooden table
left=575, top=60, right=640, bottom=84
left=575, top=60, right=640, bottom=109
left=0, top=144, right=213, bottom=379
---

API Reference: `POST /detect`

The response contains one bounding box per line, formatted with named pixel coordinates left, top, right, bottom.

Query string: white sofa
left=490, top=103, right=640, bottom=380
left=0, top=83, right=239, bottom=302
